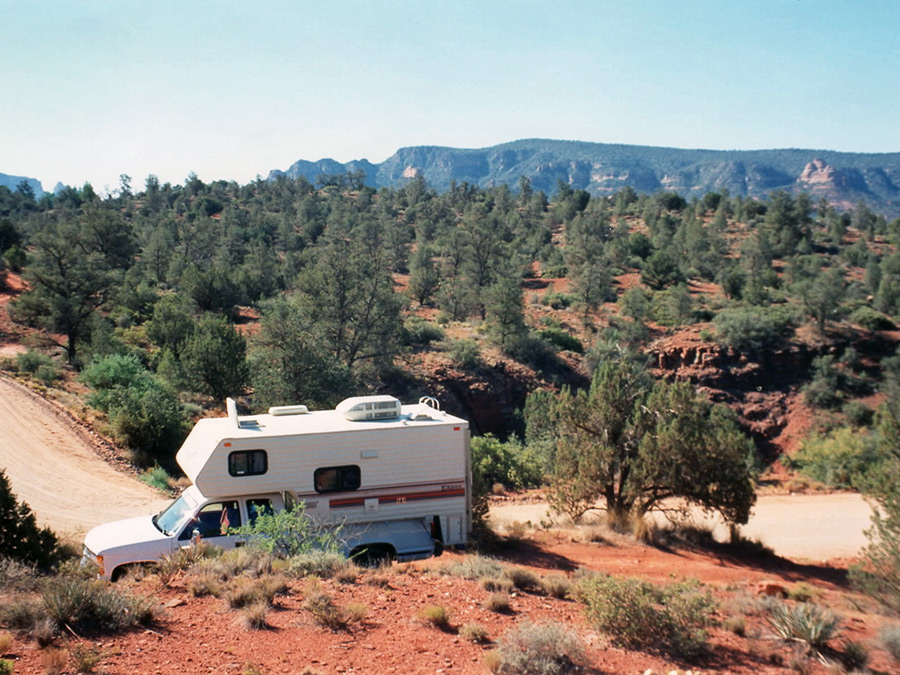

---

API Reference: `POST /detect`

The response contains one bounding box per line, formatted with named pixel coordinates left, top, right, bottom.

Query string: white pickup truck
left=83, top=396, right=471, bottom=579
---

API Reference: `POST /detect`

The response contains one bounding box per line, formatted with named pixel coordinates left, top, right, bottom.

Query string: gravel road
left=0, top=376, right=169, bottom=543
left=490, top=491, right=874, bottom=562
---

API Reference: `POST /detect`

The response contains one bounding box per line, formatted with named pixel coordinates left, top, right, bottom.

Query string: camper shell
left=83, top=396, right=471, bottom=579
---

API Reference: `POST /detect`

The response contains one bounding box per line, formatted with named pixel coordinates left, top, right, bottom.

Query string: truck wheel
left=351, top=544, right=395, bottom=568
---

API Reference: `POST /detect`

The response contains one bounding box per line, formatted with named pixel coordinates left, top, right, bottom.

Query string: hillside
left=270, top=139, right=900, bottom=216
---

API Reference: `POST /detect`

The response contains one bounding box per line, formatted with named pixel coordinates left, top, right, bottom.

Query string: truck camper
left=83, top=396, right=471, bottom=579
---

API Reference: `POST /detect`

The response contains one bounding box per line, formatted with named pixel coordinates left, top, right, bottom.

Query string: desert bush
left=843, top=400, right=874, bottom=427
left=418, top=604, right=451, bottom=629
left=480, top=576, right=515, bottom=593
left=540, top=575, right=573, bottom=600
left=343, top=602, right=369, bottom=624
left=0, top=659, right=11, bottom=675
left=0, top=633, right=11, bottom=656
left=484, top=593, right=512, bottom=613
left=223, top=575, right=288, bottom=610
left=287, top=550, right=352, bottom=579
left=70, top=643, right=104, bottom=673
left=840, top=640, right=869, bottom=671
left=41, top=648, right=68, bottom=675
left=503, top=566, right=541, bottom=592
left=490, top=621, right=585, bottom=675
left=303, top=586, right=347, bottom=631
left=439, top=554, right=504, bottom=580
left=0, top=556, right=38, bottom=592
left=580, top=575, right=716, bottom=657
left=38, top=576, right=160, bottom=635
left=460, top=622, right=489, bottom=643
left=724, top=614, right=746, bottom=636
left=767, top=601, right=840, bottom=652
left=879, top=625, right=900, bottom=661
left=239, top=600, right=270, bottom=630
left=787, top=582, right=817, bottom=603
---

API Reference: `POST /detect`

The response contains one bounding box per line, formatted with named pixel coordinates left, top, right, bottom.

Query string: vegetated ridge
left=270, top=138, right=900, bottom=216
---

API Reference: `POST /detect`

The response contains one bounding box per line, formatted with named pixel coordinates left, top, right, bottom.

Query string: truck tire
left=350, top=544, right=395, bottom=567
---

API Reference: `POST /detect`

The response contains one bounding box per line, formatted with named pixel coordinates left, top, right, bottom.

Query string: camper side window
left=228, top=450, right=268, bottom=477
left=314, top=465, right=361, bottom=493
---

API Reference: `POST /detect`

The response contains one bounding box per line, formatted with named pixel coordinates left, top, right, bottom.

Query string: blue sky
left=2, top=0, right=898, bottom=192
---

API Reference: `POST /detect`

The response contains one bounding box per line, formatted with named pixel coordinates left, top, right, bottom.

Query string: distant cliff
left=0, top=173, right=44, bottom=198
left=269, top=139, right=900, bottom=216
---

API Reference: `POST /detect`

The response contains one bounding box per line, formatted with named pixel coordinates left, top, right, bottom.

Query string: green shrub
left=841, top=640, right=869, bottom=671
left=713, top=305, right=796, bottom=353
left=471, top=435, right=544, bottom=493
left=229, top=503, right=343, bottom=559
left=138, top=465, right=171, bottom=492
left=0, top=659, right=13, bottom=675
left=490, top=621, right=585, bottom=675
left=537, top=327, right=583, bottom=353
left=15, top=349, right=55, bottom=375
left=540, top=292, right=576, bottom=310
left=580, top=575, right=716, bottom=657
left=402, top=317, right=445, bottom=346
left=794, top=426, right=882, bottom=489
left=447, top=338, right=482, bottom=369
left=843, top=401, right=874, bottom=429
left=849, top=306, right=896, bottom=331
left=80, top=354, right=188, bottom=467
left=767, top=601, right=840, bottom=652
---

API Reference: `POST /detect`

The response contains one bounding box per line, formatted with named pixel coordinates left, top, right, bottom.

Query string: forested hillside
left=1, top=173, right=899, bottom=486
left=271, top=139, right=900, bottom=216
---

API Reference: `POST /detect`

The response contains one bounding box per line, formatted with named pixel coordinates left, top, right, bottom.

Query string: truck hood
left=83, top=515, right=169, bottom=555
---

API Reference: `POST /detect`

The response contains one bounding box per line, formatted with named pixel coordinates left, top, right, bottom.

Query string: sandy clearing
left=489, top=491, right=874, bottom=562
left=0, top=376, right=169, bottom=543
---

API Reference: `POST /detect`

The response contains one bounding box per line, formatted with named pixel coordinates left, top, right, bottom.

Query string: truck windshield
left=152, top=495, right=194, bottom=536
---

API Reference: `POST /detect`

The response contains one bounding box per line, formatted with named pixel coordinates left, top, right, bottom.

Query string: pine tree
left=0, top=469, right=59, bottom=568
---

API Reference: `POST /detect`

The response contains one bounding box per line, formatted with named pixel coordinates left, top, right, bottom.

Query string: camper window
left=228, top=450, right=268, bottom=477
left=314, top=465, right=361, bottom=493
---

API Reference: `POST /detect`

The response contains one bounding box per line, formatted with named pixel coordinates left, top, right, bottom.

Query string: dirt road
left=490, top=491, right=874, bottom=562
left=0, top=376, right=169, bottom=543
left=0, top=374, right=875, bottom=560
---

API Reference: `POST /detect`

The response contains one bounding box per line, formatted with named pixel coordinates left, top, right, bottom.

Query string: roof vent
left=269, top=404, right=310, bottom=416
left=336, top=395, right=402, bottom=421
